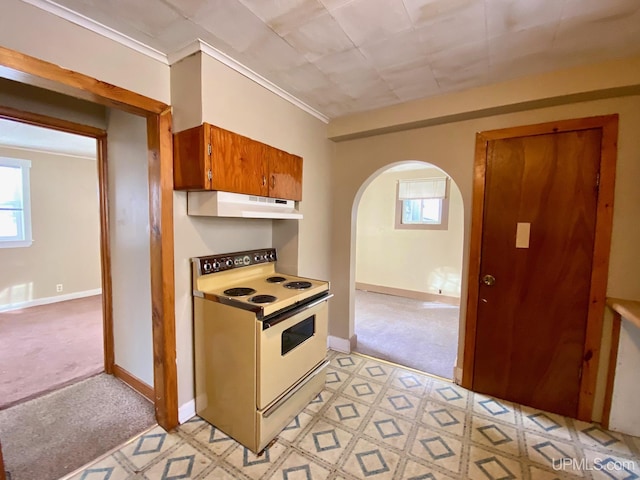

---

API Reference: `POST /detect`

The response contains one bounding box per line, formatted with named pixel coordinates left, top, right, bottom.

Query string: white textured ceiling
left=32, top=0, right=640, bottom=118
left=0, top=119, right=97, bottom=158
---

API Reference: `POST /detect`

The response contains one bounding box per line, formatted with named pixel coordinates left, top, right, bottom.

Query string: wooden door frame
left=461, top=114, right=618, bottom=422
left=0, top=46, right=178, bottom=431
left=0, top=106, right=114, bottom=373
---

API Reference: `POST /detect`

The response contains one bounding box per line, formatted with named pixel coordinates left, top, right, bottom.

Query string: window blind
left=398, top=177, right=447, bottom=200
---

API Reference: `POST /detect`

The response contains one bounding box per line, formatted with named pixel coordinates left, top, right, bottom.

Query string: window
left=0, top=157, right=32, bottom=248
left=396, top=177, right=449, bottom=230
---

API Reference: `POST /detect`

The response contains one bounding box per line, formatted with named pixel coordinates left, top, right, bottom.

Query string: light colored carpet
left=354, top=290, right=459, bottom=379
left=0, top=373, right=156, bottom=480
left=0, top=295, right=104, bottom=409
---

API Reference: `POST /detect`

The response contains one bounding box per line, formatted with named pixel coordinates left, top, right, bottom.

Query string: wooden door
left=465, top=116, right=618, bottom=420
left=268, top=148, right=303, bottom=201
left=210, top=126, right=267, bottom=196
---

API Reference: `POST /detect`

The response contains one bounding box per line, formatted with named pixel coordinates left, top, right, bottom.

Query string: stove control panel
left=195, top=248, right=277, bottom=275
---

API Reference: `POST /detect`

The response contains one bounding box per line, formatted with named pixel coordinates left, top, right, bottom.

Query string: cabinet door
left=266, top=147, right=303, bottom=201
left=210, top=126, right=268, bottom=196
left=173, top=124, right=211, bottom=190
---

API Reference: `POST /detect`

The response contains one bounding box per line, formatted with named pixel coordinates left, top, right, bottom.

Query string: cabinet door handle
left=271, top=175, right=275, bottom=188
left=262, top=175, right=266, bottom=186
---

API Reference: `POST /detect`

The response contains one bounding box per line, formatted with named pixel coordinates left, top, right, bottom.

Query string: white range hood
left=187, top=191, right=303, bottom=219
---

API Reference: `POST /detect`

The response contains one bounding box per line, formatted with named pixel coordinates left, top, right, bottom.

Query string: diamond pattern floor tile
left=178, top=416, right=208, bottom=435
left=468, top=445, right=524, bottom=480
left=520, top=405, right=573, bottom=442
left=583, top=449, right=640, bottom=480
left=390, top=369, right=432, bottom=396
left=528, top=464, right=577, bottom=480
left=428, top=380, right=468, bottom=410
left=200, top=466, right=242, bottom=480
left=331, top=354, right=364, bottom=373
left=325, top=367, right=349, bottom=391
left=472, top=394, right=518, bottom=425
left=68, top=455, right=132, bottom=480
left=279, top=411, right=316, bottom=443
left=223, top=442, right=287, bottom=480
left=525, top=432, right=582, bottom=472
left=267, top=450, right=331, bottom=480
left=359, top=360, right=393, bottom=383
left=362, top=409, right=413, bottom=450
left=305, top=389, right=335, bottom=414
left=324, top=394, right=370, bottom=430
left=298, top=419, right=353, bottom=464
left=401, top=459, right=458, bottom=479
left=574, top=421, right=634, bottom=456
left=143, top=442, right=212, bottom=480
left=379, top=387, right=422, bottom=420
left=343, top=376, right=385, bottom=404
left=70, top=351, right=640, bottom=480
left=119, top=426, right=180, bottom=470
left=410, top=426, right=463, bottom=475
left=341, top=438, right=400, bottom=480
left=421, top=401, right=466, bottom=437
left=192, top=424, right=236, bottom=456
left=470, top=416, right=521, bottom=457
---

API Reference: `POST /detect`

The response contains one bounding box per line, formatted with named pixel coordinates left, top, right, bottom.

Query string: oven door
left=256, top=296, right=329, bottom=409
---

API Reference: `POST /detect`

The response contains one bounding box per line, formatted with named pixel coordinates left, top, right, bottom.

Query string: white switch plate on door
left=516, top=223, right=531, bottom=248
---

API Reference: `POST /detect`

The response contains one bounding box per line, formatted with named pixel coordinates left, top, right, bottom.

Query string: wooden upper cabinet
left=173, top=123, right=302, bottom=201
left=209, top=125, right=268, bottom=196
left=173, top=124, right=210, bottom=190
left=264, top=145, right=303, bottom=201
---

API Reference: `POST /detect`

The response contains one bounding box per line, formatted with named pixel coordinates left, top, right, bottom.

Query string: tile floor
left=66, top=351, right=640, bottom=480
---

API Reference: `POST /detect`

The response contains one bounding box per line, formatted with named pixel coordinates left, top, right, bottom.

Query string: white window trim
left=395, top=177, right=450, bottom=230
left=0, top=157, right=33, bottom=248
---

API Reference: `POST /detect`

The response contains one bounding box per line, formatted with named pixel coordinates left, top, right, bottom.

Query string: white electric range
left=192, top=248, right=331, bottom=453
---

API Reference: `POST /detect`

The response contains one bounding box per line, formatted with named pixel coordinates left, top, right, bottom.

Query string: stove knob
left=254, top=254, right=262, bottom=262
left=268, top=252, right=276, bottom=261
left=212, top=261, right=221, bottom=270
left=226, top=259, right=233, bottom=267
left=203, top=261, right=212, bottom=273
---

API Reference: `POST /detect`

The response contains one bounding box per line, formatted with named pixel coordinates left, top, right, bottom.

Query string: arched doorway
left=352, top=160, right=464, bottom=379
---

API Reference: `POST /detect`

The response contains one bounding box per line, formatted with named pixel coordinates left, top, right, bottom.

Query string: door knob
left=482, top=274, right=496, bottom=286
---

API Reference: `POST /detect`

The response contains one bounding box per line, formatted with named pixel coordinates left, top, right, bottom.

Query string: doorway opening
left=0, top=117, right=105, bottom=408
left=353, top=161, right=464, bottom=379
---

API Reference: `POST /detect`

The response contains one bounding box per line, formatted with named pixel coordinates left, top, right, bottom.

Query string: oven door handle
left=263, top=293, right=333, bottom=329
left=261, top=359, right=330, bottom=418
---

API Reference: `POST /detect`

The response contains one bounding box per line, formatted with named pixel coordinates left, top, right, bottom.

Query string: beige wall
left=171, top=52, right=333, bottom=410
left=0, top=5, right=168, bottom=401
left=331, top=94, right=640, bottom=421
left=0, top=79, right=107, bottom=129
left=0, top=146, right=101, bottom=307
left=106, top=109, right=154, bottom=387
left=0, top=0, right=170, bottom=104
left=356, top=166, right=464, bottom=297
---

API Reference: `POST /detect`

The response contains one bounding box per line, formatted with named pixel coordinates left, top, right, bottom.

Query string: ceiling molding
left=22, top=0, right=169, bottom=64
left=24, top=0, right=329, bottom=123
left=176, top=40, right=330, bottom=124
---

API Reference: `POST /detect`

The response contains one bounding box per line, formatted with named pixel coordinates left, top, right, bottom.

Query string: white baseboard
left=179, top=399, right=196, bottom=424
left=0, top=288, right=102, bottom=313
left=328, top=335, right=351, bottom=353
